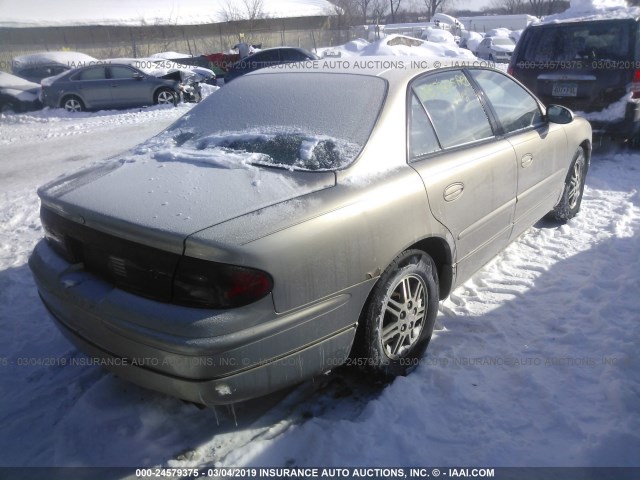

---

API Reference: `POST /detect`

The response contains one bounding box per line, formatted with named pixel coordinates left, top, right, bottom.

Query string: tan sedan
left=29, top=59, right=592, bottom=405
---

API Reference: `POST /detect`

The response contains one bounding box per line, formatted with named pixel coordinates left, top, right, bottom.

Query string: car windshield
left=165, top=72, right=387, bottom=171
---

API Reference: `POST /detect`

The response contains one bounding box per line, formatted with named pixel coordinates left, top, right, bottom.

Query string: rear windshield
left=523, top=21, right=632, bottom=62
left=166, top=72, right=387, bottom=171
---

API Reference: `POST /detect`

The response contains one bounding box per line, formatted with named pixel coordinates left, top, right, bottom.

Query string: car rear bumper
left=587, top=101, right=640, bottom=138
left=29, top=239, right=369, bottom=404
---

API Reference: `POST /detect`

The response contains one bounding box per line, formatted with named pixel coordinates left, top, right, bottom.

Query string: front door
left=408, top=69, right=518, bottom=283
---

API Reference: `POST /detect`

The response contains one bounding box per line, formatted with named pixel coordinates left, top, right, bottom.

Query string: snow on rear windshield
left=166, top=72, right=387, bottom=171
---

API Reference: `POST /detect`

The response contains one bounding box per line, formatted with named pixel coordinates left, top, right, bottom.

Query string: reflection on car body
left=29, top=59, right=592, bottom=405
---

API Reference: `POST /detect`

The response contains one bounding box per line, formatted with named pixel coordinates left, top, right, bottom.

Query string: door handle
left=521, top=153, right=533, bottom=168
left=443, top=182, right=464, bottom=202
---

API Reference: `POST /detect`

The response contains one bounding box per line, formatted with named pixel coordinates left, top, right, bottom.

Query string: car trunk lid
left=38, top=156, right=336, bottom=254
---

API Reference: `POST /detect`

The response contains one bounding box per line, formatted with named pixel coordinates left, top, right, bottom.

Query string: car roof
left=245, top=55, right=489, bottom=89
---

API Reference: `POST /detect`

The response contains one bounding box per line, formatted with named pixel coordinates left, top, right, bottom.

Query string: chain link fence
left=0, top=20, right=355, bottom=73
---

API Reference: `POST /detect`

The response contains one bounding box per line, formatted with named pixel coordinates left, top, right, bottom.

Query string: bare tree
left=490, top=0, right=525, bottom=14
left=529, top=0, right=566, bottom=16
left=355, top=0, right=372, bottom=24
left=220, top=0, right=265, bottom=30
left=423, top=0, right=453, bottom=20
left=371, top=0, right=388, bottom=23
left=389, top=0, right=402, bottom=22
left=328, top=0, right=359, bottom=26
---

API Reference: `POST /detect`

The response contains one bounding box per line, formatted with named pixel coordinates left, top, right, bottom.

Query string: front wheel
left=354, top=250, right=440, bottom=378
left=549, top=147, right=587, bottom=222
left=155, top=88, right=177, bottom=106
left=61, top=96, right=84, bottom=113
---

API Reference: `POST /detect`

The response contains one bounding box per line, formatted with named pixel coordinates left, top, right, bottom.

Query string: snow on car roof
left=251, top=54, right=481, bottom=82
left=542, top=0, right=640, bottom=23
left=12, top=51, right=98, bottom=67
left=0, top=71, right=40, bottom=90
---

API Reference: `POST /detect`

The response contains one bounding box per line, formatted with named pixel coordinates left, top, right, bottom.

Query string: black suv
left=509, top=17, right=640, bottom=141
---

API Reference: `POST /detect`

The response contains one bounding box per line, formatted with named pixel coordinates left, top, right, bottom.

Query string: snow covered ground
left=1, top=87, right=639, bottom=471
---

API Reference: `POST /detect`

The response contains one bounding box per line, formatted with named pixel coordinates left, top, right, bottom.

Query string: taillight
left=173, top=256, right=273, bottom=309
left=631, top=70, right=640, bottom=99
left=507, top=65, right=514, bottom=76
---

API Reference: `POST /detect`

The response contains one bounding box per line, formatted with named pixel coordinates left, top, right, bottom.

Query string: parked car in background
left=30, top=61, right=591, bottom=405
left=476, top=36, right=516, bottom=62
left=12, top=51, right=98, bottom=83
left=40, top=63, right=181, bottom=112
left=224, top=47, right=319, bottom=82
left=509, top=17, right=640, bottom=143
left=0, top=72, right=41, bottom=113
left=103, top=57, right=215, bottom=103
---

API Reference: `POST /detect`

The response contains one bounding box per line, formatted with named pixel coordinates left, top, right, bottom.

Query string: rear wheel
left=354, top=250, right=439, bottom=378
left=155, top=88, right=177, bottom=106
left=1, top=100, right=18, bottom=114
left=61, top=96, right=84, bottom=113
left=549, top=147, right=587, bottom=222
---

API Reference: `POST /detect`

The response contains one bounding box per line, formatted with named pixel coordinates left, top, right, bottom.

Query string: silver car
left=476, top=36, right=516, bottom=62
left=40, top=63, right=180, bottom=112
left=29, top=60, right=591, bottom=405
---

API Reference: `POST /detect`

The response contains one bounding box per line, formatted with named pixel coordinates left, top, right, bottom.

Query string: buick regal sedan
left=30, top=60, right=592, bottom=405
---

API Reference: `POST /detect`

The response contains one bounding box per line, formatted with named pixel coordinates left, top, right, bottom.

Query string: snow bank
left=421, top=28, right=457, bottom=44
left=575, top=93, right=631, bottom=122
left=462, top=31, right=484, bottom=52
left=360, top=34, right=474, bottom=59
left=318, top=39, right=370, bottom=58
left=319, top=35, right=474, bottom=60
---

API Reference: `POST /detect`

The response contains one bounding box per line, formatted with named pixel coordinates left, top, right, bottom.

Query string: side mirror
left=547, top=104, right=574, bottom=124
left=133, top=73, right=145, bottom=80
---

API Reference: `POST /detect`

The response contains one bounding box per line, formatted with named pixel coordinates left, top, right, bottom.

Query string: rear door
left=511, top=19, right=636, bottom=113
left=408, top=69, right=518, bottom=282
left=72, top=66, right=111, bottom=108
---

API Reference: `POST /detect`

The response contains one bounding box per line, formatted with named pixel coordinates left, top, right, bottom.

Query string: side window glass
left=409, top=94, right=441, bottom=159
left=469, top=69, right=543, bottom=133
left=283, top=50, right=309, bottom=62
left=413, top=70, right=493, bottom=149
left=79, top=66, right=107, bottom=81
left=110, top=66, right=138, bottom=79
left=254, top=51, right=280, bottom=63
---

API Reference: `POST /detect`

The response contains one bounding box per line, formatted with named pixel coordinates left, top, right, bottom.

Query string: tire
left=155, top=88, right=177, bottom=106
left=549, top=147, right=587, bottom=222
left=61, top=96, right=84, bottom=113
left=1, top=99, right=19, bottom=114
left=354, top=249, right=439, bottom=378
